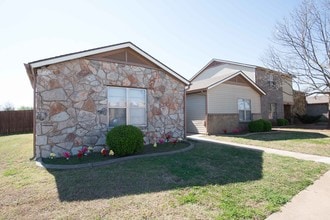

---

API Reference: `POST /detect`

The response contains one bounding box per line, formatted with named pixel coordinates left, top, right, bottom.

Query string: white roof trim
left=28, top=42, right=190, bottom=85
left=208, top=71, right=266, bottom=95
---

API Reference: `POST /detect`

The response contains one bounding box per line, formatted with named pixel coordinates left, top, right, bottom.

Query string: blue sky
left=0, top=0, right=302, bottom=108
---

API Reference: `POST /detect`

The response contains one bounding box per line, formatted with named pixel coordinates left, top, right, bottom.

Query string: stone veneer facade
left=35, top=59, right=185, bottom=158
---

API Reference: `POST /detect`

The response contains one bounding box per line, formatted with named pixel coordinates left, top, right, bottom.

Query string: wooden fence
left=0, top=110, right=33, bottom=135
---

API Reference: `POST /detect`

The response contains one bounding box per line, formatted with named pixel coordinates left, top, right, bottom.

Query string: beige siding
left=186, top=93, right=207, bottom=133
left=283, top=77, right=294, bottom=104
left=208, top=84, right=261, bottom=114
left=194, top=63, right=255, bottom=82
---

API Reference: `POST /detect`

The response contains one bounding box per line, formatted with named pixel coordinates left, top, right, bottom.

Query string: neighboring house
left=187, top=70, right=265, bottom=134
left=187, top=59, right=294, bottom=134
left=25, top=42, right=189, bottom=158
left=306, top=95, right=329, bottom=120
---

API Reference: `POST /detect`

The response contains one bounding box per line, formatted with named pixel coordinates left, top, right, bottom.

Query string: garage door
left=186, top=93, right=207, bottom=134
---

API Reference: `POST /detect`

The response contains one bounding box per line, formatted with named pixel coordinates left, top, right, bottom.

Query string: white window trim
left=238, top=98, right=252, bottom=122
left=108, top=86, right=147, bottom=127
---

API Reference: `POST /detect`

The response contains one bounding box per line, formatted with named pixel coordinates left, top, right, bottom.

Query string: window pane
left=128, top=89, right=146, bottom=107
left=246, top=110, right=252, bottom=121
left=129, top=108, right=146, bottom=125
left=109, top=108, right=126, bottom=127
left=238, top=99, right=245, bottom=110
left=245, top=100, right=251, bottom=110
left=108, top=87, right=126, bottom=107
left=239, top=110, right=245, bottom=121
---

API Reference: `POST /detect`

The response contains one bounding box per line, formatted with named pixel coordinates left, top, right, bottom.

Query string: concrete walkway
left=187, top=134, right=330, bottom=220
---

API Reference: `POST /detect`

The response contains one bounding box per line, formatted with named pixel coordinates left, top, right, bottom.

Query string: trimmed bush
left=263, top=120, right=272, bottom=132
left=248, top=119, right=264, bottom=132
left=248, top=119, right=272, bottom=132
left=295, top=114, right=321, bottom=124
left=106, top=125, right=144, bottom=157
left=277, top=118, right=289, bottom=126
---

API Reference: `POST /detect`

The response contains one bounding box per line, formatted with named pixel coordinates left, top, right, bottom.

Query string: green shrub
left=295, top=114, right=321, bottom=124
left=248, top=119, right=272, bottom=132
left=248, top=119, right=264, bottom=132
left=106, top=125, right=144, bottom=157
left=277, top=118, right=289, bottom=126
left=263, top=120, right=272, bottom=132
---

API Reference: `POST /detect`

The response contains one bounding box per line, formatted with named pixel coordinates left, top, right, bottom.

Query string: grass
left=207, top=128, right=330, bottom=157
left=1, top=133, right=329, bottom=219
left=42, top=141, right=190, bottom=165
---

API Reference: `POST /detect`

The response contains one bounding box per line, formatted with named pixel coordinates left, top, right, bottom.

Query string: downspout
left=24, top=64, right=36, bottom=160
left=184, top=83, right=191, bottom=139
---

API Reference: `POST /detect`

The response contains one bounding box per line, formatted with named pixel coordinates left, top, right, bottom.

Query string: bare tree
left=2, top=102, right=15, bottom=111
left=263, top=0, right=330, bottom=124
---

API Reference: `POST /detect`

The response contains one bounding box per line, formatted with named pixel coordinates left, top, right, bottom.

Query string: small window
left=238, top=98, right=251, bottom=122
left=269, top=103, right=277, bottom=120
left=108, top=87, right=147, bottom=127
left=268, top=74, right=276, bottom=87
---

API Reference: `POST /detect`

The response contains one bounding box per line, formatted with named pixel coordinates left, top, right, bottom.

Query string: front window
left=108, top=87, right=147, bottom=127
left=269, top=103, right=277, bottom=120
left=238, top=98, right=251, bottom=122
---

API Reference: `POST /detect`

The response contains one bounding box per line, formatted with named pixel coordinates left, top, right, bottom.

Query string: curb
left=36, top=141, right=195, bottom=170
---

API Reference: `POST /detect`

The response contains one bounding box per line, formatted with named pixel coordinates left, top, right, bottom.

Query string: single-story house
left=25, top=42, right=189, bottom=159
left=306, top=95, right=329, bottom=121
left=187, top=70, right=265, bottom=134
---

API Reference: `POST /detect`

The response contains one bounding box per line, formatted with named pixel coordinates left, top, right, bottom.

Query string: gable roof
left=191, top=58, right=256, bottom=81
left=306, top=95, right=329, bottom=105
left=188, top=70, right=266, bottom=95
left=25, top=42, right=190, bottom=86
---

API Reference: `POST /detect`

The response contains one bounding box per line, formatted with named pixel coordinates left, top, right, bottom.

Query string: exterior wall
left=255, top=69, right=285, bottom=120
left=35, top=59, right=185, bottom=158
left=206, top=113, right=261, bottom=134
left=282, top=77, right=294, bottom=104
left=306, top=104, right=329, bottom=119
left=186, top=93, right=207, bottom=133
left=207, top=83, right=261, bottom=114
left=194, top=63, right=255, bottom=82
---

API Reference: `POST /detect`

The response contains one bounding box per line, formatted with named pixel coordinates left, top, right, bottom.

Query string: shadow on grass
left=239, top=131, right=328, bottom=142
left=48, top=142, right=263, bottom=202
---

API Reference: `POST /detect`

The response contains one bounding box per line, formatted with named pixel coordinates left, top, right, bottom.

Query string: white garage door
left=186, top=93, right=207, bottom=134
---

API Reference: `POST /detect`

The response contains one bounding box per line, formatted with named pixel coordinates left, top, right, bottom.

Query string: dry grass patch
left=207, top=128, right=330, bottom=157
left=1, top=134, right=329, bottom=219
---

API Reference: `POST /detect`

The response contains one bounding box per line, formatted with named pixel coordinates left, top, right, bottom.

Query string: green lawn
left=207, top=128, right=330, bottom=157
left=1, top=134, right=329, bottom=219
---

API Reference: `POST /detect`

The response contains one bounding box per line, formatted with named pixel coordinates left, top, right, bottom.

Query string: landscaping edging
left=36, top=141, right=194, bottom=170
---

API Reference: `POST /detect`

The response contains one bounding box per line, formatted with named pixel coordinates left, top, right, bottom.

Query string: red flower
left=101, top=148, right=108, bottom=156
left=77, top=150, right=83, bottom=159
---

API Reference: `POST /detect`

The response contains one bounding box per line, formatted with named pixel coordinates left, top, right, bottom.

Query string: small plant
left=101, top=148, right=108, bottom=157
left=165, top=132, right=172, bottom=142
left=77, top=150, right=83, bottom=159
left=232, top=128, right=240, bottom=134
left=49, top=152, right=56, bottom=159
left=63, top=151, right=71, bottom=160
left=153, top=142, right=157, bottom=148
left=81, top=146, right=88, bottom=155
left=277, top=118, right=289, bottom=126
left=248, top=119, right=272, bottom=132
left=88, top=146, right=94, bottom=153
left=223, top=129, right=227, bottom=134
left=158, top=138, right=165, bottom=144
left=106, top=125, right=144, bottom=157
left=109, top=150, right=115, bottom=156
